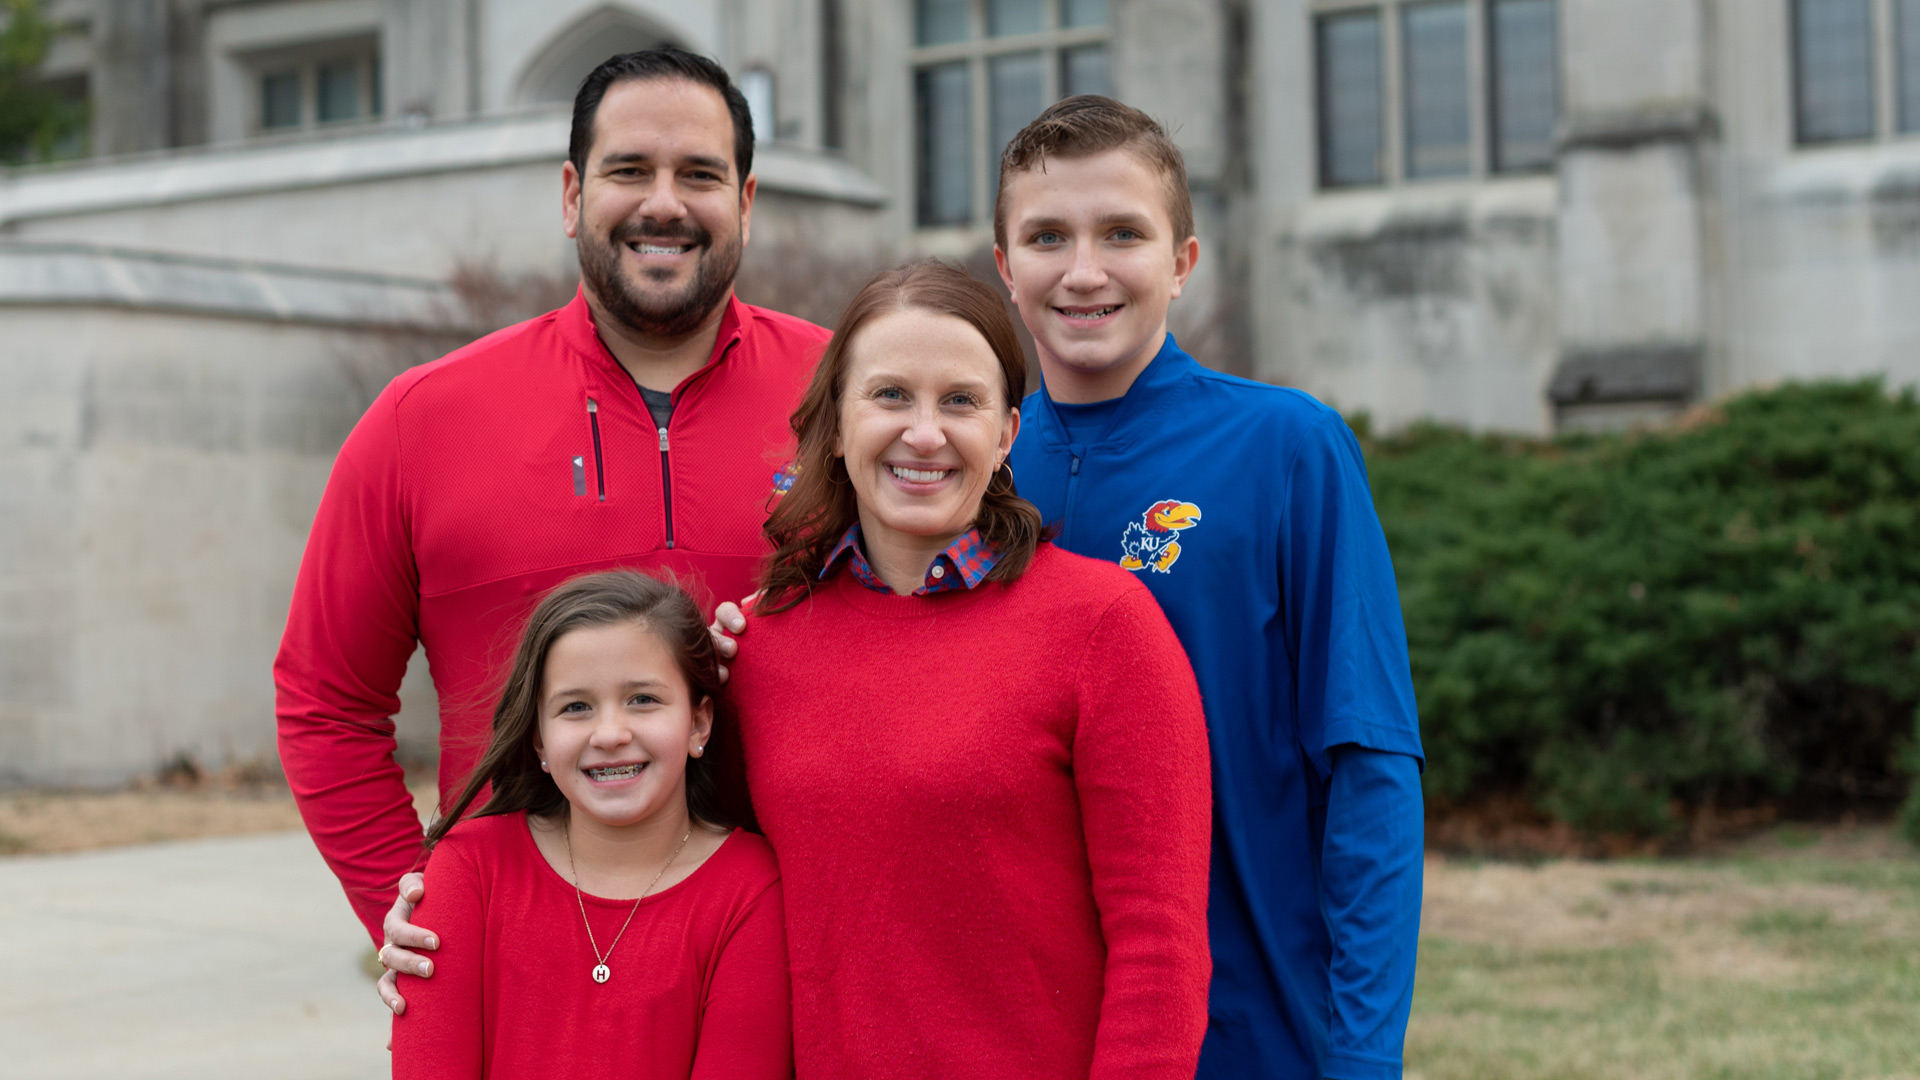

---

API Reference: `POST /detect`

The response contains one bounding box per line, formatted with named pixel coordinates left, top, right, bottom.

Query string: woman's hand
left=708, top=597, right=753, bottom=683
left=376, top=872, right=437, bottom=1015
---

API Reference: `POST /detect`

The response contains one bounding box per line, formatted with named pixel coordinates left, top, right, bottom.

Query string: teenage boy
left=994, top=97, right=1425, bottom=1080
left=276, top=46, right=828, bottom=993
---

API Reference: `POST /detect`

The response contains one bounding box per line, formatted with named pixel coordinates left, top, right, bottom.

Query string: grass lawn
left=6, top=776, right=1915, bottom=1074
left=1409, top=825, right=1920, bottom=1080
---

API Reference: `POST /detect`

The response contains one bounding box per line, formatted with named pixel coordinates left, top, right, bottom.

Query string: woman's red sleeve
left=1072, top=584, right=1214, bottom=1079
left=390, top=840, right=486, bottom=1080
left=691, top=877, right=794, bottom=1080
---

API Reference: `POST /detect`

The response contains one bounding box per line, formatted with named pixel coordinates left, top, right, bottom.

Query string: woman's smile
left=886, top=461, right=958, bottom=488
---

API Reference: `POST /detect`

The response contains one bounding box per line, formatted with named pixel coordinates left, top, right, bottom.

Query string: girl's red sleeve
left=690, top=877, right=793, bottom=1080
left=1072, top=583, right=1214, bottom=1079
left=390, top=838, right=486, bottom=1080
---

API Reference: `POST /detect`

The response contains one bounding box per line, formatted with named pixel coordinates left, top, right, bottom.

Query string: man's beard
left=577, top=217, right=742, bottom=339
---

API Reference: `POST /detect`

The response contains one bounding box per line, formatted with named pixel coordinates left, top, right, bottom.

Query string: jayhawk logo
left=1120, top=499, right=1202, bottom=573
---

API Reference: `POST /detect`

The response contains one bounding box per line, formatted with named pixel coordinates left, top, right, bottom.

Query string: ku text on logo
left=1119, top=499, right=1202, bottom=574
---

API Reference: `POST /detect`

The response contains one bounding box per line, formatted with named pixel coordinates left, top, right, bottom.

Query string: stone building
left=4, top=0, right=1919, bottom=784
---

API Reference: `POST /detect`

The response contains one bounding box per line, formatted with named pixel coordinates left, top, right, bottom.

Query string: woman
left=727, top=259, right=1211, bottom=1079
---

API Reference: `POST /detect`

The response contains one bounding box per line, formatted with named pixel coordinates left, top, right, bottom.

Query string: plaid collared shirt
left=822, top=523, right=1000, bottom=595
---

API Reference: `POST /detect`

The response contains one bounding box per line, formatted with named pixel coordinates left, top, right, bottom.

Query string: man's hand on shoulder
left=376, top=872, right=435, bottom=1015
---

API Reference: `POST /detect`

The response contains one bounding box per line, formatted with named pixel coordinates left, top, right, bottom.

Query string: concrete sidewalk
left=0, top=830, right=390, bottom=1079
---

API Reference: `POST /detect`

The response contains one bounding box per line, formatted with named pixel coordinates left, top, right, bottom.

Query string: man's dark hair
left=570, top=46, right=755, bottom=186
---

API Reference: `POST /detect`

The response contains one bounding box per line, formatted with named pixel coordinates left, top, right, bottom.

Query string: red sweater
left=727, top=544, right=1213, bottom=1080
left=274, top=289, right=827, bottom=938
left=391, top=816, right=791, bottom=1080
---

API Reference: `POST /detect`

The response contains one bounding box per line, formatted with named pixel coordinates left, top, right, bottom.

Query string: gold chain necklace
left=564, top=819, right=691, bottom=985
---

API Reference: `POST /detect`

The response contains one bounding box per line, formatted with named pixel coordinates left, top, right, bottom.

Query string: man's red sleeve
left=275, top=386, right=427, bottom=942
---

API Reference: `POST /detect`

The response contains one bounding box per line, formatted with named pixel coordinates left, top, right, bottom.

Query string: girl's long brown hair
left=425, top=570, right=735, bottom=848
left=756, top=260, right=1044, bottom=613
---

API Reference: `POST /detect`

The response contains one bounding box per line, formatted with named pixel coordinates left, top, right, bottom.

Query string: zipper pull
left=1070, top=454, right=1082, bottom=475
left=588, top=398, right=598, bottom=413
left=658, top=427, right=669, bottom=451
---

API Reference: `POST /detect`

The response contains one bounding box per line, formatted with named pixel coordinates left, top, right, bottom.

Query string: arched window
left=514, top=6, right=682, bottom=107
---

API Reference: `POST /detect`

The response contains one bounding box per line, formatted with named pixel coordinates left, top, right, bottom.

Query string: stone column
left=381, top=0, right=479, bottom=124
left=91, top=0, right=173, bottom=155
left=1113, top=0, right=1253, bottom=373
left=1550, top=0, right=1716, bottom=430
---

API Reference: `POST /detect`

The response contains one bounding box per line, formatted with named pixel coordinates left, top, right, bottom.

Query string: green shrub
left=1898, top=709, right=1920, bottom=847
left=1363, top=381, right=1920, bottom=836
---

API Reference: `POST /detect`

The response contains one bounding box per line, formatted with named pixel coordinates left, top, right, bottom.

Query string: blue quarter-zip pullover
left=1010, top=334, right=1425, bottom=1080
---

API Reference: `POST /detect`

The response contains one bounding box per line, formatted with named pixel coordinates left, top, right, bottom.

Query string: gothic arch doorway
left=513, top=6, right=684, bottom=106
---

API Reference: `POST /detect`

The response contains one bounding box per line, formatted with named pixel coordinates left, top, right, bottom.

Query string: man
left=274, top=46, right=827, bottom=991
left=989, top=98, right=1427, bottom=1079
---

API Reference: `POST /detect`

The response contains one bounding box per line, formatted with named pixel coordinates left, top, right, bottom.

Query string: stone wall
left=1251, top=0, right=1920, bottom=435
left=1269, top=181, right=1559, bottom=434
left=2, top=299, right=380, bottom=786
left=1712, top=0, right=1920, bottom=398
left=1251, top=0, right=1559, bottom=434
left=0, top=111, right=887, bottom=787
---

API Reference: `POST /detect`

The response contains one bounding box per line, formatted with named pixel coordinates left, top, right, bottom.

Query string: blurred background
left=1, top=1, right=1918, bottom=1076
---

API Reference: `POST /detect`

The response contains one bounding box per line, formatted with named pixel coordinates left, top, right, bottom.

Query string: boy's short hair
left=994, top=95, right=1195, bottom=252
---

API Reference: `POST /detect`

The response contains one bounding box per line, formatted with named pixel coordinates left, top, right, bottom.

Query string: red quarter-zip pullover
left=275, top=288, right=827, bottom=939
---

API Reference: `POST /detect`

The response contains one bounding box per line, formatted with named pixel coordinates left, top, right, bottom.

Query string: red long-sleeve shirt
left=274, top=289, right=826, bottom=939
left=392, top=817, right=791, bottom=1080
left=727, top=543, right=1214, bottom=1080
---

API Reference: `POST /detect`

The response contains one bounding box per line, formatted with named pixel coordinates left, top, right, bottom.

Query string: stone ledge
left=0, top=109, right=887, bottom=226
left=0, top=242, right=458, bottom=328
left=1281, top=176, right=1557, bottom=245
left=1559, top=105, right=1720, bottom=153
left=1765, top=140, right=1920, bottom=206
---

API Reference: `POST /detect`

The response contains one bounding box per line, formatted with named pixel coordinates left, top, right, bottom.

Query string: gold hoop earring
left=987, top=461, right=1016, bottom=497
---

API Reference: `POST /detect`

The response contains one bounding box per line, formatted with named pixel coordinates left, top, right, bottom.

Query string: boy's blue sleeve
left=1321, top=745, right=1424, bottom=1080
left=1280, top=411, right=1423, bottom=767
left=1280, top=409, right=1425, bottom=1078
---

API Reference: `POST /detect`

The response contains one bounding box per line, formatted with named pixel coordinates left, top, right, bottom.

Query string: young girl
left=390, top=571, right=790, bottom=1080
